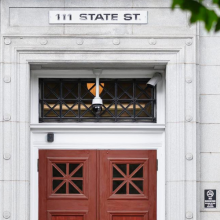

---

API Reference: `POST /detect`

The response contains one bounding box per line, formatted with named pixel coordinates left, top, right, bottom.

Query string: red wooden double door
left=39, top=150, right=157, bottom=220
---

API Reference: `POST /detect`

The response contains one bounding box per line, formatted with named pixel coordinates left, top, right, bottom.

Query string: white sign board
left=49, top=11, right=148, bottom=24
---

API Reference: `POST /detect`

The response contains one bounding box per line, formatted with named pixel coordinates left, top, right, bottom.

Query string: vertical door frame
left=31, top=129, right=165, bottom=220
left=30, top=69, right=165, bottom=220
left=1, top=36, right=197, bottom=220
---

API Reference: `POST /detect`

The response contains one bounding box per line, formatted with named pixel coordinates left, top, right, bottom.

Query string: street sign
left=49, top=11, right=148, bottom=24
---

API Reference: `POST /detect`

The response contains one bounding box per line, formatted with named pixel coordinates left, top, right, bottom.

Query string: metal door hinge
left=37, top=159, right=39, bottom=172
left=157, top=159, right=158, bottom=171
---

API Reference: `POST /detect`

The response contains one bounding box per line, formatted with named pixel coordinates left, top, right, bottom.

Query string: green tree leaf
left=172, top=0, right=220, bottom=32
left=215, top=17, right=220, bottom=31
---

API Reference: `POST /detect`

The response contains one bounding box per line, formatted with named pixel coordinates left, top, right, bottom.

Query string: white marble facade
left=0, top=0, right=219, bottom=220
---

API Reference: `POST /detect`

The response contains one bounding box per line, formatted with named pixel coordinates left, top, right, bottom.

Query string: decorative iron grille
left=39, top=78, right=156, bottom=122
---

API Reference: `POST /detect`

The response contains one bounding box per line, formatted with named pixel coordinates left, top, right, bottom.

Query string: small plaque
left=47, top=133, right=54, bottom=143
left=49, top=11, right=148, bottom=24
left=204, top=189, right=216, bottom=208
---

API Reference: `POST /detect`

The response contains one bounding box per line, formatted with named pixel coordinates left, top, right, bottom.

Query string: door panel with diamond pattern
left=39, top=150, right=156, bottom=220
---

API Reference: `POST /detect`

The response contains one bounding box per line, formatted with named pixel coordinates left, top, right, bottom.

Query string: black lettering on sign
left=88, top=14, right=95, bottom=20
left=133, top=13, right=140, bottom=20
left=111, top=14, right=118, bottom=20
left=103, top=14, right=110, bottom=20
left=63, top=14, right=66, bottom=20
left=67, top=14, right=72, bottom=20
left=80, top=14, right=87, bottom=20
left=124, top=14, right=132, bottom=20
left=56, top=14, right=60, bottom=20
left=95, top=14, right=104, bottom=20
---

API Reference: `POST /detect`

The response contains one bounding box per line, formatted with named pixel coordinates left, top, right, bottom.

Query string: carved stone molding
left=0, top=36, right=197, bottom=220
left=185, top=38, right=193, bottom=46
left=76, top=39, right=84, bottom=45
left=113, top=39, right=120, bottom=45
left=3, top=76, right=11, bottom=83
left=148, top=38, right=157, bottom=45
left=39, top=39, right=48, bottom=45
left=4, top=38, right=11, bottom=45
left=3, top=153, right=11, bottom=160
left=3, top=211, right=11, bottom=219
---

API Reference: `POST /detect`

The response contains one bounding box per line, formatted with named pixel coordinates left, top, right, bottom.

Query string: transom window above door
left=39, top=78, right=156, bottom=122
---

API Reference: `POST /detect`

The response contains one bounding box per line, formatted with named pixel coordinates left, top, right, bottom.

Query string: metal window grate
left=39, top=78, right=156, bottom=122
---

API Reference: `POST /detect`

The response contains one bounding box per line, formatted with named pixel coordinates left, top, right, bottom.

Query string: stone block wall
left=200, top=22, right=220, bottom=220
left=0, top=0, right=219, bottom=220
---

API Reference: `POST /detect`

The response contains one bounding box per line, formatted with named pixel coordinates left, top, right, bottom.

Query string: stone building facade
left=0, top=0, right=219, bottom=220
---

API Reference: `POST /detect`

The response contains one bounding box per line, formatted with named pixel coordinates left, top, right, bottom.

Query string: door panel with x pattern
left=39, top=150, right=96, bottom=220
left=51, top=162, right=84, bottom=195
left=48, top=159, right=87, bottom=199
left=99, top=150, right=157, bottom=220
left=111, top=161, right=149, bottom=199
